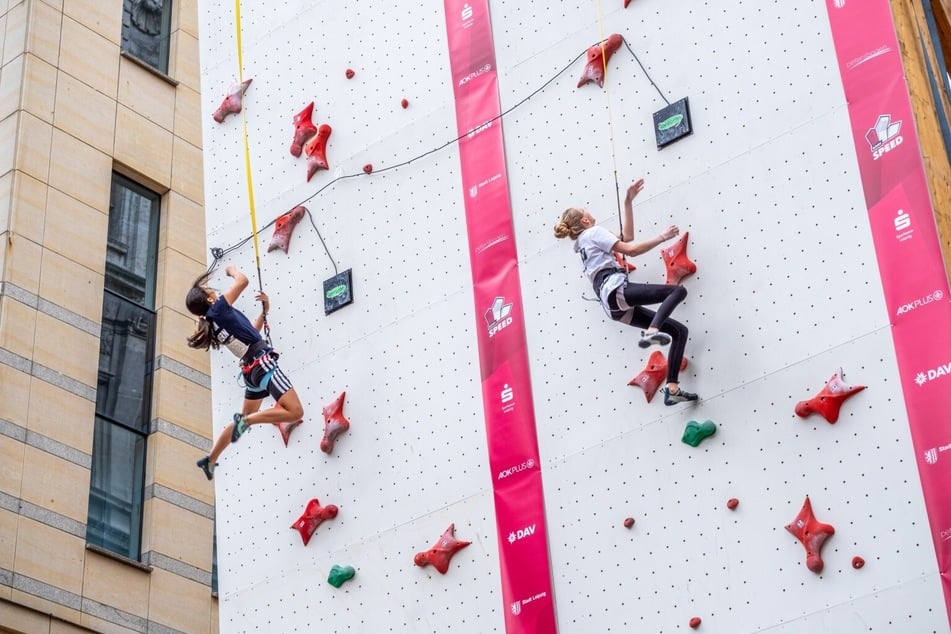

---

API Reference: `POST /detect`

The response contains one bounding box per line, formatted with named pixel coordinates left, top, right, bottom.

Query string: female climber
left=185, top=264, right=304, bottom=479
left=554, top=179, right=699, bottom=405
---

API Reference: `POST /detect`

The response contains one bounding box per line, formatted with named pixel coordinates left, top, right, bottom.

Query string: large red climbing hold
left=629, top=350, right=688, bottom=402
left=577, top=33, right=623, bottom=88
left=320, top=391, right=350, bottom=454
left=290, top=101, right=318, bottom=157
left=212, top=78, right=253, bottom=123
left=689, top=617, right=702, bottom=629
left=785, top=495, right=835, bottom=573
left=661, top=231, right=696, bottom=285
left=291, top=498, right=339, bottom=546
left=414, top=524, right=471, bottom=574
left=794, top=367, right=866, bottom=424
left=304, top=123, right=333, bottom=181
left=267, top=206, right=307, bottom=254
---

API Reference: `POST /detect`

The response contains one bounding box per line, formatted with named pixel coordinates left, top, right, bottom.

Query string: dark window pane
left=96, top=292, right=155, bottom=433
left=107, top=176, right=159, bottom=307
left=121, top=0, right=172, bottom=73
left=87, top=418, right=146, bottom=560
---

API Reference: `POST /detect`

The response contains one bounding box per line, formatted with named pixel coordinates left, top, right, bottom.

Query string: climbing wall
left=196, top=0, right=950, bottom=632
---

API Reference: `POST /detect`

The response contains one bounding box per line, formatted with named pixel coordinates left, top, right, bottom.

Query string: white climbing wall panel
left=196, top=0, right=949, bottom=632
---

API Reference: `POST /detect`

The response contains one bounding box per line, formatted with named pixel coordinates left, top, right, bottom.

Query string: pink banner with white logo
left=443, top=2, right=558, bottom=632
left=826, top=0, right=951, bottom=621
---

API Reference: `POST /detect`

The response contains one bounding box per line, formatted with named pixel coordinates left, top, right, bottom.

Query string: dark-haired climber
left=554, top=179, right=699, bottom=406
left=185, top=264, right=304, bottom=479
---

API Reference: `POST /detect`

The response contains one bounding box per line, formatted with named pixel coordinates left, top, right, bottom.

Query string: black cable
left=210, top=36, right=671, bottom=266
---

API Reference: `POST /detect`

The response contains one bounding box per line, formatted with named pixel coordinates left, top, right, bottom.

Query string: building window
left=87, top=174, right=160, bottom=561
left=121, top=0, right=173, bottom=74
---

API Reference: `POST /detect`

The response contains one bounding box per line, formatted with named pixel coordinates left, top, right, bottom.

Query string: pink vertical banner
left=826, top=0, right=951, bottom=622
left=443, top=2, right=558, bottom=632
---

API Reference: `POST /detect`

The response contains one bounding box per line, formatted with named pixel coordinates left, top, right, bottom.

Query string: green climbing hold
left=681, top=419, right=717, bottom=447
left=327, top=564, right=356, bottom=588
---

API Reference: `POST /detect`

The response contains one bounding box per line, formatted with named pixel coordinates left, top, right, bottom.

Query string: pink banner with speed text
left=826, top=0, right=951, bottom=623
left=443, top=1, right=558, bottom=632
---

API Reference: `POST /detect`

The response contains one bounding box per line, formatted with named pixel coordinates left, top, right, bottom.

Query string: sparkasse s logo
left=866, top=114, right=903, bottom=160
left=485, top=297, right=513, bottom=337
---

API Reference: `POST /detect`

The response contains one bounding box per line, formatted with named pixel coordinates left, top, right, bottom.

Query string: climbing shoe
left=197, top=456, right=216, bottom=481
left=231, top=413, right=251, bottom=443
left=638, top=331, right=672, bottom=348
left=663, top=386, right=699, bottom=406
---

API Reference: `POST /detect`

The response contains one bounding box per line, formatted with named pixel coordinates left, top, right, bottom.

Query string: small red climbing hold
left=852, top=556, right=865, bottom=569
left=345, top=68, right=355, bottom=79
left=689, top=616, right=701, bottom=629
left=363, top=164, right=373, bottom=174
left=623, top=517, right=635, bottom=529
left=401, top=98, right=409, bottom=109
left=727, top=498, right=739, bottom=510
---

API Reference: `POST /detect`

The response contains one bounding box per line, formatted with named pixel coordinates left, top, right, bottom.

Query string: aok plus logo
left=485, top=296, right=513, bottom=337
left=866, top=114, right=903, bottom=160
left=895, top=289, right=943, bottom=316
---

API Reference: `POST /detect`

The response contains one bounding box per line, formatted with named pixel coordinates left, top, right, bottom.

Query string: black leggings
left=607, top=283, right=688, bottom=383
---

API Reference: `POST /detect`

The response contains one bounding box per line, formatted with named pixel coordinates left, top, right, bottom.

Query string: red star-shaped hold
left=661, top=231, right=696, bottom=285
left=794, top=367, right=866, bottom=424
left=577, top=34, right=623, bottom=88
left=321, top=391, right=350, bottom=454
left=267, top=206, right=306, bottom=254
left=272, top=419, right=303, bottom=447
left=414, top=524, right=471, bottom=574
left=291, top=498, right=339, bottom=546
left=785, top=496, right=834, bottom=573
left=629, top=350, right=688, bottom=402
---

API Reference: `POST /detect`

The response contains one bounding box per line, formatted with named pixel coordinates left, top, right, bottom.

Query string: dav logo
left=485, top=297, right=513, bottom=337
left=940, top=527, right=951, bottom=542
left=914, top=360, right=951, bottom=386
left=866, top=114, right=903, bottom=160
left=507, top=524, right=536, bottom=544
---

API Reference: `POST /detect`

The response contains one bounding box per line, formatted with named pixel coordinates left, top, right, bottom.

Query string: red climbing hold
left=401, top=98, right=410, bottom=109
left=291, top=498, right=339, bottom=546
left=414, top=524, right=471, bottom=574
left=624, top=0, right=633, bottom=7
left=629, top=350, right=688, bottom=402
left=212, top=78, right=253, bottom=123
left=623, top=517, right=635, bottom=529
left=726, top=498, right=739, bottom=510
left=363, top=164, right=373, bottom=174
left=795, top=367, right=866, bottom=424
left=290, top=102, right=318, bottom=157
left=304, top=123, right=332, bottom=181
left=785, top=496, right=835, bottom=573
left=852, top=556, right=865, bottom=569
left=267, top=206, right=306, bottom=254
left=321, top=391, right=350, bottom=454
left=273, top=419, right=302, bottom=447
left=661, top=231, right=696, bottom=285
left=577, top=33, right=623, bottom=88
left=345, top=68, right=355, bottom=79
left=689, top=617, right=702, bottom=629
left=615, top=252, right=636, bottom=273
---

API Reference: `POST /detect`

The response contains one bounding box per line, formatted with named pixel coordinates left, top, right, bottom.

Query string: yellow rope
left=233, top=0, right=262, bottom=273
left=594, top=0, right=624, bottom=233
